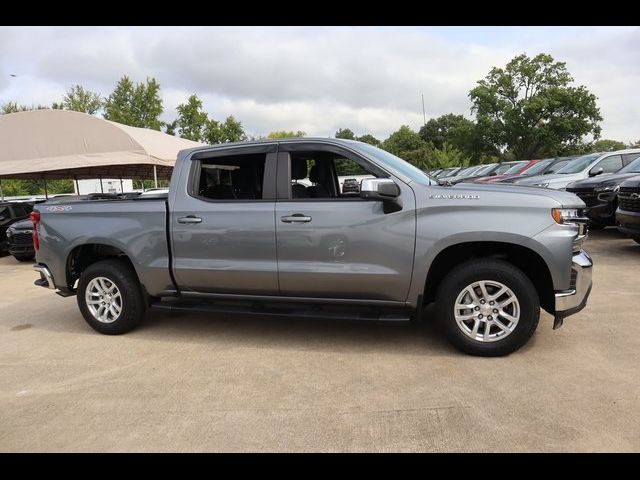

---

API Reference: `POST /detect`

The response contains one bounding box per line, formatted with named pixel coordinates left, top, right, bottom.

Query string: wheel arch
left=423, top=241, right=555, bottom=314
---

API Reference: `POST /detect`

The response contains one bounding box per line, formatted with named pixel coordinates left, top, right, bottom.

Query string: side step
left=150, top=299, right=412, bottom=322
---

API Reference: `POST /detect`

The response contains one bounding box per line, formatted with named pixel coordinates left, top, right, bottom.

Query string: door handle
left=280, top=214, right=312, bottom=223
left=177, top=216, right=202, bottom=224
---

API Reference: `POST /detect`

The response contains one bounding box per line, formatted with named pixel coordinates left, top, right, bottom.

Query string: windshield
left=353, top=143, right=436, bottom=185
left=474, top=164, right=497, bottom=176
left=555, top=154, right=600, bottom=174
left=503, top=162, right=527, bottom=175
left=522, top=159, right=552, bottom=175
left=618, top=155, right=640, bottom=173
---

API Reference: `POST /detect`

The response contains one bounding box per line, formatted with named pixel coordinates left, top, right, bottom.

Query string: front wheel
left=435, top=259, right=540, bottom=356
left=13, top=253, right=35, bottom=262
left=77, top=259, right=146, bottom=334
left=634, top=238, right=640, bottom=245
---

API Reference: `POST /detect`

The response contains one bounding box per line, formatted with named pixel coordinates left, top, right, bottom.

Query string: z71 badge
left=429, top=194, right=480, bottom=200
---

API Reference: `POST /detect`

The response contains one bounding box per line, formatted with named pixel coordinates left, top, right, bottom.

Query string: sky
left=1, top=26, right=638, bottom=142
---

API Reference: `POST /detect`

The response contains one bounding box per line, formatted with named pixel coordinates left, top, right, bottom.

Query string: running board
left=150, top=300, right=412, bottom=322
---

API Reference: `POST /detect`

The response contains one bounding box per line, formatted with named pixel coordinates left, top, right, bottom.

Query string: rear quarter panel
left=36, top=199, right=171, bottom=295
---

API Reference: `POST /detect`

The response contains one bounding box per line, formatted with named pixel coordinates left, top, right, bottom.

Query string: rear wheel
left=77, top=259, right=146, bottom=334
left=435, top=259, right=540, bottom=356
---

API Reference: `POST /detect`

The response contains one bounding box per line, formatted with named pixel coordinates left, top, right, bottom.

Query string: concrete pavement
left=1, top=229, right=639, bottom=452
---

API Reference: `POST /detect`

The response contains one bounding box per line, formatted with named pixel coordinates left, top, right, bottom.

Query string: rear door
left=170, top=144, right=279, bottom=295
left=274, top=142, right=416, bottom=302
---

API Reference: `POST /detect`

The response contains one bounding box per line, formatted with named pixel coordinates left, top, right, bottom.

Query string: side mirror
left=360, top=178, right=402, bottom=213
left=589, top=167, right=604, bottom=177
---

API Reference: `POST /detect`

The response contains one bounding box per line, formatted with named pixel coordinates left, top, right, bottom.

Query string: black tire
left=589, top=223, right=606, bottom=230
left=435, top=259, right=540, bottom=357
left=77, top=259, right=146, bottom=335
left=13, top=253, right=35, bottom=262
left=634, top=238, right=640, bottom=245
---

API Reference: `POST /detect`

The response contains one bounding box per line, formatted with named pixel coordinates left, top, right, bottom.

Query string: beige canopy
left=0, top=109, right=204, bottom=180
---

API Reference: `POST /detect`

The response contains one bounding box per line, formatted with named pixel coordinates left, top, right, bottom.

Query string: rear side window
left=194, top=153, right=266, bottom=200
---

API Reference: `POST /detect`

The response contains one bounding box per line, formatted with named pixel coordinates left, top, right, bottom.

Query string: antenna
left=421, top=94, right=427, bottom=126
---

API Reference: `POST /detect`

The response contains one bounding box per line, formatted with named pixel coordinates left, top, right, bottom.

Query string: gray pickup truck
left=31, top=138, right=593, bottom=356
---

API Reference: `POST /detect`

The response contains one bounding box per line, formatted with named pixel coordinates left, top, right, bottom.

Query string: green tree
left=470, top=53, right=602, bottom=160
left=430, top=142, right=471, bottom=169
left=590, top=139, right=626, bottom=152
left=382, top=125, right=433, bottom=169
left=266, top=130, right=306, bottom=139
left=356, top=134, right=381, bottom=147
left=204, top=115, right=246, bottom=144
left=382, top=125, right=426, bottom=155
left=419, top=114, right=473, bottom=150
left=1, top=102, right=50, bottom=114
left=335, top=128, right=356, bottom=140
left=175, top=94, right=208, bottom=141
left=62, top=85, right=102, bottom=114
left=103, top=76, right=164, bottom=130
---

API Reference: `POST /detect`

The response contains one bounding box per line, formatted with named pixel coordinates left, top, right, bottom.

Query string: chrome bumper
left=33, top=264, right=56, bottom=290
left=553, top=250, right=593, bottom=327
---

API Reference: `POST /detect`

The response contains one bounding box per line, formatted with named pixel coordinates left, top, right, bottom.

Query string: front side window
left=195, top=153, right=266, bottom=200
left=594, top=154, right=623, bottom=174
left=289, top=151, right=379, bottom=199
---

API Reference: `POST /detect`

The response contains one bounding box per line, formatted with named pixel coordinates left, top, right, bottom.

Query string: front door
left=170, top=144, right=279, bottom=295
left=274, top=143, right=416, bottom=302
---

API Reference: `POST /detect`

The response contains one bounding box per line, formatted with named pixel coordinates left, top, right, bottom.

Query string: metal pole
left=75, top=176, right=80, bottom=195
left=99, top=176, right=104, bottom=193
left=43, top=177, right=49, bottom=199
left=0, top=179, right=4, bottom=201
left=421, top=94, right=427, bottom=127
left=120, top=177, right=124, bottom=193
left=153, top=165, right=158, bottom=188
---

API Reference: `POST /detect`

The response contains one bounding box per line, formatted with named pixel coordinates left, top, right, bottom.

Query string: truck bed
left=35, top=196, right=174, bottom=296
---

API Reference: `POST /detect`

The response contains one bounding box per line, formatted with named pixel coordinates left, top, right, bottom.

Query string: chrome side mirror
left=360, top=178, right=402, bottom=212
left=589, top=167, right=604, bottom=177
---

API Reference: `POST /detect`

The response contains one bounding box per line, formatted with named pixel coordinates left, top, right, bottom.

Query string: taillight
left=30, top=211, right=40, bottom=251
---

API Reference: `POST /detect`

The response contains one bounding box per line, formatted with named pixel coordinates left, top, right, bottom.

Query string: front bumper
left=553, top=250, right=593, bottom=328
left=616, top=209, right=640, bottom=238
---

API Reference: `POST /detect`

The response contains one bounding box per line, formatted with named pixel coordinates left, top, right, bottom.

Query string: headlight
left=533, top=182, right=549, bottom=188
left=552, top=208, right=583, bottom=225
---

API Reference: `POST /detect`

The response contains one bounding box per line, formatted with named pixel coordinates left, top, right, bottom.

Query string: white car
left=516, top=149, right=640, bottom=190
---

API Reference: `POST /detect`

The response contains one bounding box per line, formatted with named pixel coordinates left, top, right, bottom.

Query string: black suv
left=6, top=218, right=35, bottom=261
left=567, top=154, right=640, bottom=228
left=0, top=201, right=33, bottom=254
left=341, top=178, right=360, bottom=194
left=616, top=175, right=640, bottom=244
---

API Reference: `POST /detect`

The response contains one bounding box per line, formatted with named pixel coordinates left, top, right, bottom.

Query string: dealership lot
left=0, top=229, right=639, bottom=452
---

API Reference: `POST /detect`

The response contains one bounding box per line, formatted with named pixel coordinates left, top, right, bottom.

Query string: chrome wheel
left=85, top=277, right=123, bottom=324
left=454, top=280, right=520, bottom=342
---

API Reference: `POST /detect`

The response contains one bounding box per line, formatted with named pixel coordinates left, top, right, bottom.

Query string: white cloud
left=0, top=26, right=638, bottom=142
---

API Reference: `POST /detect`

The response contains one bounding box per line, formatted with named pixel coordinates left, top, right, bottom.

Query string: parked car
left=517, top=150, right=640, bottom=190
left=440, top=165, right=488, bottom=184
left=436, top=167, right=462, bottom=179
left=32, top=138, right=592, bottom=357
left=474, top=160, right=533, bottom=183
left=616, top=175, right=640, bottom=244
left=341, top=178, right=360, bottom=194
left=459, top=161, right=528, bottom=184
left=0, top=201, right=33, bottom=254
left=496, top=157, right=576, bottom=184
left=6, top=218, right=35, bottom=261
left=566, top=154, right=640, bottom=228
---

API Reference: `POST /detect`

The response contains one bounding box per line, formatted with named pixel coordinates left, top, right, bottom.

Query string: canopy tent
left=0, top=109, right=204, bottom=181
